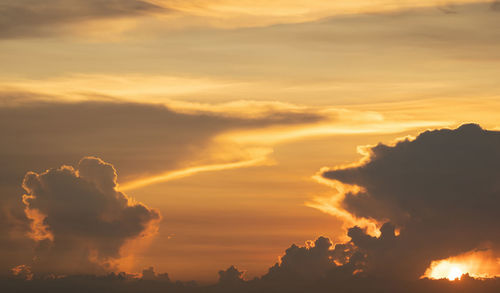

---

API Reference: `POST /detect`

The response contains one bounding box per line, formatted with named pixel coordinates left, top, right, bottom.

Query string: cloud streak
left=119, top=151, right=273, bottom=191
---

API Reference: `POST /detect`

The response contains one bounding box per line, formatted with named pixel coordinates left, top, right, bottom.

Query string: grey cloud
left=322, top=124, right=500, bottom=279
left=260, top=236, right=363, bottom=284
left=21, top=157, right=160, bottom=274
left=0, top=0, right=165, bottom=38
left=263, top=237, right=336, bottom=281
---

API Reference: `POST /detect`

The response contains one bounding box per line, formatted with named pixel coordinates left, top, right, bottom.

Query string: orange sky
left=1, top=0, right=500, bottom=283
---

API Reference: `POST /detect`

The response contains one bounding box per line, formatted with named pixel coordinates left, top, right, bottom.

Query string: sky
left=1, top=0, right=500, bottom=290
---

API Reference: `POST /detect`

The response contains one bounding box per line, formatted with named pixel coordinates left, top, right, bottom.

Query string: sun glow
left=424, top=249, right=500, bottom=280
left=447, top=266, right=464, bottom=280
left=425, top=261, right=466, bottom=280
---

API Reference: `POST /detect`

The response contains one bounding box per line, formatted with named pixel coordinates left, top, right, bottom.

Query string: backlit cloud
left=21, top=157, right=161, bottom=274
left=318, top=124, right=500, bottom=279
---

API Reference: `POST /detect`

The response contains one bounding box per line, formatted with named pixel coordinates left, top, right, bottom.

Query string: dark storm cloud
left=322, top=123, right=500, bottom=279
left=21, top=157, right=160, bottom=274
left=0, top=96, right=322, bottom=274
left=0, top=0, right=165, bottom=38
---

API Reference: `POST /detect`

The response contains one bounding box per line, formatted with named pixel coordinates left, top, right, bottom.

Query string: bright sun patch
left=425, top=260, right=465, bottom=280
left=423, top=249, right=500, bottom=280
left=447, top=266, right=464, bottom=281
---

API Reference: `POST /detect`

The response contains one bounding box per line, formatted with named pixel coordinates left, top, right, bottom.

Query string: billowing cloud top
left=322, top=124, right=500, bottom=278
left=21, top=157, right=160, bottom=274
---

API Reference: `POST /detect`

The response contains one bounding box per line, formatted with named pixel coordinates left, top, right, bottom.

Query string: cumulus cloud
left=264, top=237, right=336, bottom=281
left=320, top=123, right=500, bottom=279
left=260, top=235, right=367, bottom=285
left=0, top=0, right=165, bottom=38
left=21, top=157, right=160, bottom=274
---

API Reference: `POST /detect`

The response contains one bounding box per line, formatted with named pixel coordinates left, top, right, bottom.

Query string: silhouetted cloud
left=141, top=266, right=170, bottom=281
left=21, top=157, right=160, bottom=274
left=0, top=0, right=165, bottom=38
left=218, top=265, right=245, bottom=284
left=321, top=123, right=500, bottom=279
left=263, top=237, right=336, bottom=281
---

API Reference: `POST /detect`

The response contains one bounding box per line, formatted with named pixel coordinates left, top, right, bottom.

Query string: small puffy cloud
left=21, top=157, right=160, bottom=274
left=141, top=266, right=170, bottom=281
left=321, top=124, right=500, bottom=278
left=218, top=266, right=245, bottom=284
left=263, top=236, right=356, bottom=282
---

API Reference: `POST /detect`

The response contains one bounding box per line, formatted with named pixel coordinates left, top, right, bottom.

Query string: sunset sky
left=1, top=0, right=500, bottom=289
